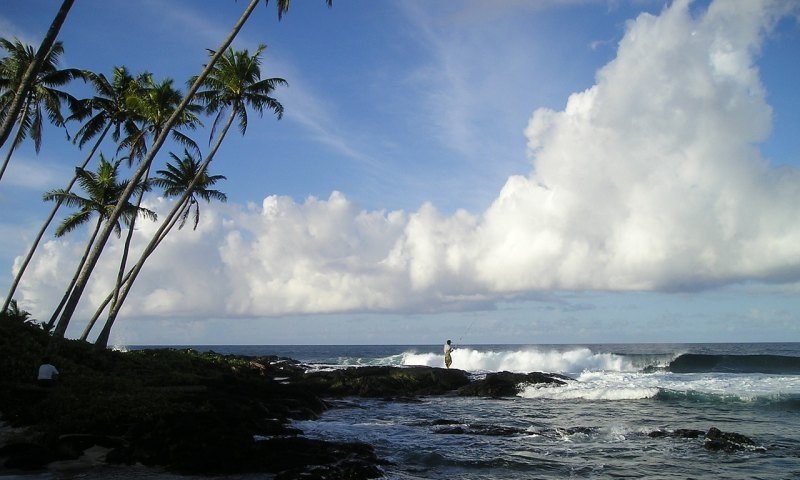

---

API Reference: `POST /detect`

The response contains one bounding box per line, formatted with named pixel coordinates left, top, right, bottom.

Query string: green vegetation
left=0, top=315, right=385, bottom=477
left=1, top=313, right=262, bottom=438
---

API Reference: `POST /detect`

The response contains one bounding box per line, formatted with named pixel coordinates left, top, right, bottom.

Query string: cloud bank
left=13, top=0, right=800, bottom=320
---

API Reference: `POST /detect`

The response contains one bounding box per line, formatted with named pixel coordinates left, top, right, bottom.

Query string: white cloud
left=9, top=0, right=800, bottom=324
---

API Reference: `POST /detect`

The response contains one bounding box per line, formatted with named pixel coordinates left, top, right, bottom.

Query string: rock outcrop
left=457, top=371, right=570, bottom=397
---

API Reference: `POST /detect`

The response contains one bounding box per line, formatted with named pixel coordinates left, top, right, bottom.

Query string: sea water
left=7, top=343, right=800, bottom=479
left=170, top=343, right=800, bottom=479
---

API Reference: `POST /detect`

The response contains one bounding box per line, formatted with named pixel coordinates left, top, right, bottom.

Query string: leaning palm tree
left=42, top=155, right=155, bottom=331
left=107, top=75, right=201, bottom=329
left=154, top=150, right=227, bottom=231
left=49, top=0, right=331, bottom=353
left=87, top=150, right=226, bottom=345
left=0, top=37, right=84, bottom=183
left=73, top=67, right=145, bottom=150
left=0, top=0, right=74, bottom=150
left=193, top=44, right=286, bottom=143
left=93, top=45, right=285, bottom=349
left=118, top=74, right=200, bottom=163
left=2, top=66, right=144, bottom=313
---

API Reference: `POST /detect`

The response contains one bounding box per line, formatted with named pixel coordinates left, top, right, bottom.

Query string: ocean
left=9, top=343, right=800, bottom=479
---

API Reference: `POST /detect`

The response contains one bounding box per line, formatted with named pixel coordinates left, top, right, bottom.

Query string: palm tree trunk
left=2, top=123, right=110, bottom=313
left=94, top=109, right=236, bottom=350
left=48, top=0, right=261, bottom=352
left=0, top=97, right=31, bottom=184
left=109, top=163, right=152, bottom=314
left=81, top=201, right=185, bottom=341
left=0, top=0, right=74, bottom=153
left=44, top=216, right=103, bottom=331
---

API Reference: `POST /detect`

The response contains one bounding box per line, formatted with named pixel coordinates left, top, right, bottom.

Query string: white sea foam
left=401, top=347, right=637, bottom=374
left=519, top=370, right=800, bottom=401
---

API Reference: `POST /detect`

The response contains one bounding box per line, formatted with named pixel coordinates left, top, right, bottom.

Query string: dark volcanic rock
left=434, top=425, right=467, bottom=435
left=457, top=371, right=569, bottom=397
left=0, top=442, right=58, bottom=470
left=299, top=366, right=471, bottom=397
left=648, top=428, right=705, bottom=439
left=257, top=437, right=385, bottom=479
left=55, top=434, right=127, bottom=460
left=704, top=427, right=759, bottom=452
left=431, top=419, right=461, bottom=426
left=429, top=420, right=527, bottom=437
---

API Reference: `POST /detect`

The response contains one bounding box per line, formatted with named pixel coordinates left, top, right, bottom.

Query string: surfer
left=444, top=340, right=453, bottom=368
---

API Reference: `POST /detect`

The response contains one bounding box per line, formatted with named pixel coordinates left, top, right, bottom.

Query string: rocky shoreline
left=0, top=320, right=763, bottom=477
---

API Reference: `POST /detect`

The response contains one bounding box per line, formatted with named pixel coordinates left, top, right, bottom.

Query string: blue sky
left=1, top=0, right=799, bottom=346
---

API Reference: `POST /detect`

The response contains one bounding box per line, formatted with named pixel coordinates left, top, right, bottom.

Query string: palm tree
left=0, top=0, right=74, bottom=150
left=0, top=299, right=35, bottom=325
left=91, top=45, right=285, bottom=349
left=0, top=37, right=84, bottom=183
left=194, top=44, right=286, bottom=142
left=2, top=66, right=144, bottom=313
left=88, top=150, right=226, bottom=346
left=154, top=150, right=227, bottom=230
left=107, top=75, right=201, bottom=331
left=118, top=74, right=201, bottom=163
left=42, top=155, right=155, bottom=331
left=73, top=67, right=145, bottom=150
left=48, top=0, right=331, bottom=352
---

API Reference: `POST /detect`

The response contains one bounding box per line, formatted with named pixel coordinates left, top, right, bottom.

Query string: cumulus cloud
left=11, top=0, right=800, bottom=322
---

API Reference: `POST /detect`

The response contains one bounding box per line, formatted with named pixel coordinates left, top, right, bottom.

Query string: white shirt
left=444, top=343, right=453, bottom=354
left=38, top=363, right=59, bottom=380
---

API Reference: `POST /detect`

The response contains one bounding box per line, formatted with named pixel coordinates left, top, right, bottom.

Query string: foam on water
left=519, top=370, right=800, bottom=402
left=401, top=347, right=638, bottom=374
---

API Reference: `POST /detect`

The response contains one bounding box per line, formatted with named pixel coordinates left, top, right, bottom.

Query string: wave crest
left=401, top=347, right=638, bottom=374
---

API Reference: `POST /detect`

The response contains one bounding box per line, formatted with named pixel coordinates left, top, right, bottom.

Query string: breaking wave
left=399, top=347, right=669, bottom=375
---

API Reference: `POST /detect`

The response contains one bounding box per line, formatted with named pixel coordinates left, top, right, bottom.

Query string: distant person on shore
left=444, top=340, right=454, bottom=369
left=37, top=357, right=59, bottom=387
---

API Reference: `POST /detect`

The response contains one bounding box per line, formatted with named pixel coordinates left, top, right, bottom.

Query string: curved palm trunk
left=48, top=0, right=260, bottom=353
left=81, top=201, right=186, bottom=341
left=109, top=164, right=152, bottom=313
left=44, top=216, right=103, bottom=331
left=2, top=123, right=110, bottom=313
left=0, top=97, right=31, bottom=184
left=94, top=110, right=236, bottom=350
left=0, top=0, right=74, bottom=152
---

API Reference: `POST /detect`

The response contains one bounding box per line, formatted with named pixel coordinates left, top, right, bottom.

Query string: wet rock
left=432, top=422, right=527, bottom=436
left=125, top=410, right=257, bottom=473
left=431, top=419, right=461, bottom=426
left=559, top=426, right=596, bottom=436
left=470, top=424, right=527, bottom=436
left=55, top=433, right=126, bottom=460
left=256, top=437, right=385, bottom=478
left=648, top=428, right=705, bottom=439
left=457, top=371, right=569, bottom=397
left=704, top=427, right=759, bottom=452
left=300, top=366, right=471, bottom=397
left=434, top=425, right=467, bottom=435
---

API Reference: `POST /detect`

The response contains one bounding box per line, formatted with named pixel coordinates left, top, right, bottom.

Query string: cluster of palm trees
left=0, top=0, right=331, bottom=352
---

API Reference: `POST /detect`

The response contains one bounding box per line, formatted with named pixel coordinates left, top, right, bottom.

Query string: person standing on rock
left=444, top=340, right=454, bottom=368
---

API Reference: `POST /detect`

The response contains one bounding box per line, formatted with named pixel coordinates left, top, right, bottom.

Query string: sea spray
left=519, top=370, right=800, bottom=403
left=402, top=347, right=639, bottom=374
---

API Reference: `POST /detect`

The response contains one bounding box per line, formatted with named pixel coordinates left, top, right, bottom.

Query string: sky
left=1, top=0, right=799, bottom=346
